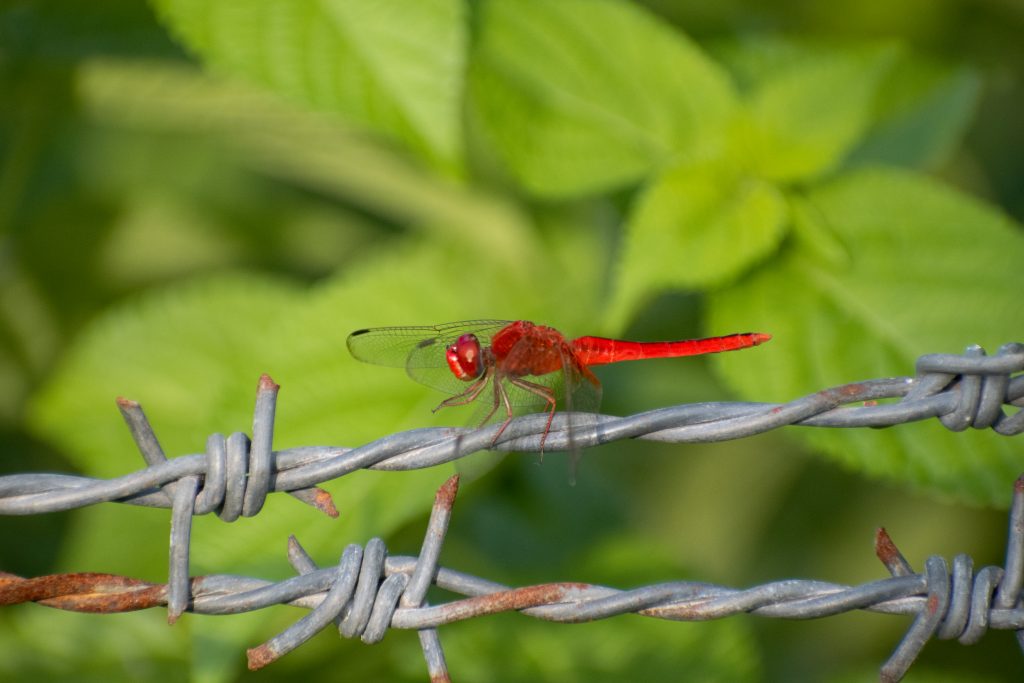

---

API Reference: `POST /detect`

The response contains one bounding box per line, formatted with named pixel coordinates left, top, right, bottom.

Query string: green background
left=1, top=0, right=1023, bottom=680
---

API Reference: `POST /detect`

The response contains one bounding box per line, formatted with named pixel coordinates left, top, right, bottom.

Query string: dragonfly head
left=445, top=333, right=484, bottom=381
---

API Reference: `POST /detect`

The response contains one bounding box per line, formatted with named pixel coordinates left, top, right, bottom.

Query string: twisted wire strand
left=0, top=342, right=1022, bottom=679
left=3, top=473, right=1024, bottom=682
left=2, top=342, right=1021, bottom=515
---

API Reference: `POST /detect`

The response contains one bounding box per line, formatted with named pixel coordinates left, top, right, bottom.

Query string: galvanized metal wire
left=1, top=342, right=1023, bottom=681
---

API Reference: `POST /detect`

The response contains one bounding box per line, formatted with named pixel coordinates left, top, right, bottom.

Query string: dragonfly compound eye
left=445, top=334, right=483, bottom=380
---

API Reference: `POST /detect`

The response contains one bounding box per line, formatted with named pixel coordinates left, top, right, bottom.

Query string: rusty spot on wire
left=258, top=373, right=280, bottom=393
left=875, top=528, right=900, bottom=566
left=875, top=528, right=914, bottom=577
left=246, top=644, right=275, bottom=671
left=841, top=382, right=867, bottom=397
left=310, top=487, right=339, bottom=518
left=821, top=383, right=868, bottom=403
left=435, top=583, right=584, bottom=622
left=0, top=572, right=166, bottom=613
left=436, top=474, right=460, bottom=509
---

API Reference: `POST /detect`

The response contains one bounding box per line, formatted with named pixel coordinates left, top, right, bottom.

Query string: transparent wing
left=564, top=362, right=602, bottom=415
left=347, top=320, right=513, bottom=395
left=560, top=350, right=601, bottom=480
left=347, top=320, right=512, bottom=367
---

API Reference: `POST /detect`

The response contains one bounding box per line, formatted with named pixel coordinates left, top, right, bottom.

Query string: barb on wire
left=4, top=472, right=1024, bottom=682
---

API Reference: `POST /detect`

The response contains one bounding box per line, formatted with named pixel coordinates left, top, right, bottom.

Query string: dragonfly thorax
left=445, top=333, right=485, bottom=381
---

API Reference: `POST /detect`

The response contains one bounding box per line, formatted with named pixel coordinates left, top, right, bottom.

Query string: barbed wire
left=1, top=341, right=1023, bottom=680
left=3, top=471, right=1024, bottom=681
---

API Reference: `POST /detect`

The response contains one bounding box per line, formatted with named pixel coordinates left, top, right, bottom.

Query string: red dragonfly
left=347, top=320, right=770, bottom=452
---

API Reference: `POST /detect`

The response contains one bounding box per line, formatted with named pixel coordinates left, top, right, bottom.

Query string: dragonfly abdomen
left=571, top=333, right=771, bottom=366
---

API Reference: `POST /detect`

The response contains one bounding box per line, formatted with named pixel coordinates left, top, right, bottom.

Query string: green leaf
left=0, top=608, right=186, bottom=682
left=151, top=0, right=467, bottom=172
left=0, top=0, right=179, bottom=61
left=845, top=60, right=982, bottom=170
left=708, top=167, right=1024, bottom=505
left=729, top=41, right=895, bottom=182
left=608, top=160, right=787, bottom=330
left=469, top=0, right=736, bottom=198
left=76, top=60, right=532, bottom=263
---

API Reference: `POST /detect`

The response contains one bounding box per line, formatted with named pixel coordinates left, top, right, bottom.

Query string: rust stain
left=0, top=572, right=166, bottom=613
left=312, top=487, right=339, bottom=518
left=819, top=382, right=868, bottom=403
left=818, top=383, right=867, bottom=405
left=258, top=373, right=280, bottom=393
left=874, top=528, right=899, bottom=565
left=247, top=644, right=276, bottom=671
left=444, top=582, right=584, bottom=619
left=436, top=474, right=460, bottom=510
left=839, top=382, right=866, bottom=398
left=51, top=584, right=166, bottom=613
left=874, top=527, right=914, bottom=577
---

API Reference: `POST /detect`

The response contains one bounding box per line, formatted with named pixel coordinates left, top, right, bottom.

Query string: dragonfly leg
left=489, top=378, right=515, bottom=446
left=507, top=377, right=557, bottom=455
left=433, top=367, right=492, bottom=412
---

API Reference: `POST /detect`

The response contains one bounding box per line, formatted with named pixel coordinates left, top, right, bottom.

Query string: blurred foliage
left=1, top=0, right=1023, bottom=680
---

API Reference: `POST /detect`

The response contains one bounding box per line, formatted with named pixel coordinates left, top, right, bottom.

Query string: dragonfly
left=346, top=320, right=771, bottom=453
